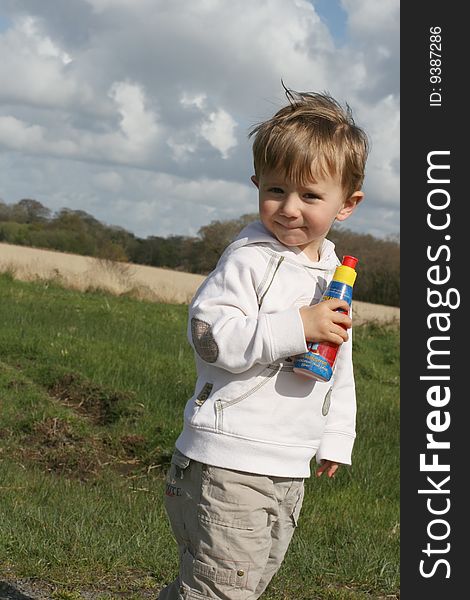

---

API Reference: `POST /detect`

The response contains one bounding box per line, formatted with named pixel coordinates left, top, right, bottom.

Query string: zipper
left=258, top=256, right=285, bottom=308
left=215, top=365, right=280, bottom=433
left=256, top=254, right=277, bottom=302
left=217, top=364, right=280, bottom=410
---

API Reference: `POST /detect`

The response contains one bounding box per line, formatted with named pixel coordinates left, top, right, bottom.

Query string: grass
left=0, top=273, right=399, bottom=599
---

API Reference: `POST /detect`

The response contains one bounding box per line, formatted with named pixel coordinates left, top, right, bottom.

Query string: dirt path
left=0, top=577, right=158, bottom=599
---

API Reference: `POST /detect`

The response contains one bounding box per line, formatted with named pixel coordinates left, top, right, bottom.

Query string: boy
left=159, top=87, right=369, bottom=599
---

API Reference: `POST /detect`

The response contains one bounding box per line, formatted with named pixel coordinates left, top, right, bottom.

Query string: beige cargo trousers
left=158, top=448, right=305, bottom=599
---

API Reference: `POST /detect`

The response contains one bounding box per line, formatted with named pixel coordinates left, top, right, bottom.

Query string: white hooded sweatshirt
left=175, top=221, right=356, bottom=477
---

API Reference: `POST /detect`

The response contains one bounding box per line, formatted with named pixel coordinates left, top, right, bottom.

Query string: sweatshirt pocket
left=215, top=364, right=280, bottom=433
left=214, top=369, right=331, bottom=445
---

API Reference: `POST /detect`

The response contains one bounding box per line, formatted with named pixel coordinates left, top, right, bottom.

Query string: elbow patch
left=191, top=318, right=219, bottom=363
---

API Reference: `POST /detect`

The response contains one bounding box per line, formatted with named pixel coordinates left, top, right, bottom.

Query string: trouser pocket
left=290, top=481, right=305, bottom=527
left=164, top=448, right=196, bottom=558
left=165, top=448, right=191, bottom=496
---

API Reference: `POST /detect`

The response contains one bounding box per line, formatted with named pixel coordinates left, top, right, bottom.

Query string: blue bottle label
left=322, top=280, right=353, bottom=305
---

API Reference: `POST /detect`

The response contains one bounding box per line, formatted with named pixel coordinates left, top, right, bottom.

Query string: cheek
left=306, top=209, right=337, bottom=231
left=259, top=200, right=275, bottom=219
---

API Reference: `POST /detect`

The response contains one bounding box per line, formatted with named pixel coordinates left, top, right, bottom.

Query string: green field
left=0, top=273, right=399, bottom=599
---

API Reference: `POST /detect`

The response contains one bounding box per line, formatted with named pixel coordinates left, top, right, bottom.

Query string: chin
left=279, top=235, right=306, bottom=247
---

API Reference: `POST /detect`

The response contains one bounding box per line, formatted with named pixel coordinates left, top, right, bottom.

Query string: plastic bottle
left=293, top=255, right=358, bottom=382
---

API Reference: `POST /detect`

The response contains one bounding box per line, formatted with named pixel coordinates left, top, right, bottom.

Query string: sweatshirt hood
left=226, top=220, right=339, bottom=271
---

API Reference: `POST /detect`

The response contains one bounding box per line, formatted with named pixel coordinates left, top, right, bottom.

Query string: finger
left=327, top=464, right=339, bottom=478
left=323, top=298, right=350, bottom=313
left=329, top=334, right=346, bottom=346
left=330, top=326, right=348, bottom=343
left=332, top=312, right=352, bottom=328
left=316, top=462, right=327, bottom=477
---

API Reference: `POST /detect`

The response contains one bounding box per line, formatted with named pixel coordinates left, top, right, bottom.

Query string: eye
left=267, top=187, right=284, bottom=194
left=303, top=193, right=320, bottom=202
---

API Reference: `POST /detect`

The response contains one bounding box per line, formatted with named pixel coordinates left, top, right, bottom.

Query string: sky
left=0, top=0, right=399, bottom=240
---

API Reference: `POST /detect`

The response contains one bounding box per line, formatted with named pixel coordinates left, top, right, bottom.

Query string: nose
left=279, top=193, right=301, bottom=218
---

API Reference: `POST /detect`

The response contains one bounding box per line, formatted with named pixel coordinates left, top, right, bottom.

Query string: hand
left=299, top=299, right=351, bottom=344
left=316, top=460, right=340, bottom=478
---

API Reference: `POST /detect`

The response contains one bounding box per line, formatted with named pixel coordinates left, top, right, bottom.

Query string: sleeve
left=188, top=248, right=308, bottom=374
left=315, top=319, right=357, bottom=466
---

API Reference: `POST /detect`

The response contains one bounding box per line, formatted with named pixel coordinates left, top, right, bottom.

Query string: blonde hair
left=249, top=86, right=369, bottom=197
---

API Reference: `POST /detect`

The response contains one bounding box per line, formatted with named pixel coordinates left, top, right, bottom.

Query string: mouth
left=275, top=221, right=304, bottom=231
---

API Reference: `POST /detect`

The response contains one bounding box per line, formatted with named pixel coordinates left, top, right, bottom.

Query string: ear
left=335, top=191, right=364, bottom=222
left=251, top=175, right=259, bottom=189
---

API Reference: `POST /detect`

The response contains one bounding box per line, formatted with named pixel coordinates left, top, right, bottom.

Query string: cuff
left=315, top=431, right=356, bottom=466
left=264, top=307, right=308, bottom=362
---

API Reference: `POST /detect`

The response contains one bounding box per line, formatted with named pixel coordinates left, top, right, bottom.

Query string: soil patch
left=15, top=417, right=166, bottom=482
left=18, top=417, right=107, bottom=481
left=48, top=373, right=134, bottom=426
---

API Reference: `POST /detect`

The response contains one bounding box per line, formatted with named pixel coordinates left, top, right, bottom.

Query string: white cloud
left=84, top=0, right=149, bottom=13
left=0, top=116, right=43, bottom=148
left=341, top=0, right=399, bottom=38
left=169, top=92, right=238, bottom=161
left=0, top=14, right=93, bottom=109
left=0, top=0, right=399, bottom=239
left=18, top=15, right=72, bottom=64
left=92, top=171, right=123, bottom=193
left=108, top=80, right=160, bottom=150
left=0, top=115, right=79, bottom=155
left=359, top=94, right=400, bottom=208
left=199, top=109, right=237, bottom=159
left=341, top=0, right=399, bottom=99
left=180, top=93, right=207, bottom=111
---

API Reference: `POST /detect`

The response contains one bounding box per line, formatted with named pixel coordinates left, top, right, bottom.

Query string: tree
left=0, top=200, right=11, bottom=222
left=195, top=213, right=258, bottom=273
left=12, top=199, right=51, bottom=223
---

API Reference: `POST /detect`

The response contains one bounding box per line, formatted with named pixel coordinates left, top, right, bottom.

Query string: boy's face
left=252, top=168, right=363, bottom=261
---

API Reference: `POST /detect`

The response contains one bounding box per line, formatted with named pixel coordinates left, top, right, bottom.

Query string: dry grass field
left=0, top=242, right=399, bottom=325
